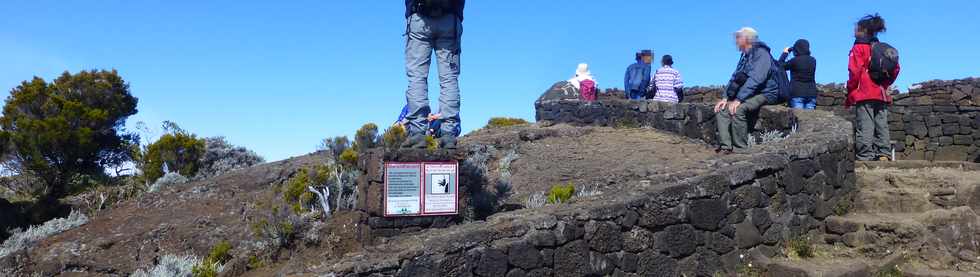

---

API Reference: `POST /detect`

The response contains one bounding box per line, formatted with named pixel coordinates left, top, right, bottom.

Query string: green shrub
left=382, top=125, right=407, bottom=149
left=339, top=148, right=358, bottom=167
left=142, top=122, right=206, bottom=183
left=486, top=117, right=529, bottom=129
left=425, top=135, right=439, bottom=151
left=191, top=260, right=219, bottom=277
left=875, top=265, right=903, bottom=277
left=205, top=240, right=232, bottom=265
left=354, top=123, right=379, bottom=151
left=547, top=183, right=575, bottom=204
left=787, top=236, right=814, bottom=259
left=834, top=199, right=852, bottom=216
left=283, top=169, right=314, bottom=214
left=192, top=240, right=232, bottom=277
left=247, top=255, right=264, bottom=269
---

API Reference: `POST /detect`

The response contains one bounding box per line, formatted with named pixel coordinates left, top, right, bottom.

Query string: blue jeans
left=790, top=96, right=817, bottom=110
left=405, top=13, right=462, bottom=137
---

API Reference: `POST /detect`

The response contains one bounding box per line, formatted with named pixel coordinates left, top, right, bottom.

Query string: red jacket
left=845, top=37, right=900, bottom=106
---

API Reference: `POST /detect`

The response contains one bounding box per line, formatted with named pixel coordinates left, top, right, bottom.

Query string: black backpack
left=869, top=42, right=899, bottom=85
left=413, top=0, right=457, bottom=18
left=768, top=53, right=792, bottom=104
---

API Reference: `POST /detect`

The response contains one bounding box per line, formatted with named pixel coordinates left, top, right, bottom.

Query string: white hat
left=575, top=63, right=592, bottom=78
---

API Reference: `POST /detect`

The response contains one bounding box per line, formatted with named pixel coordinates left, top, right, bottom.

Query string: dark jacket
left=405, top=0, right=465, bottom=21
left=777, top=39, right=818, bottom=98
left=724, top=41, right=780, bottom=103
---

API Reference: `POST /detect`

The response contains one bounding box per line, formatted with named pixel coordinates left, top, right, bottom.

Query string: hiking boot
left=401, top=134, right=428, bottom=149
left=717, top=149, right=734, bottom=155
left=439, top=136, right=458, bottom=149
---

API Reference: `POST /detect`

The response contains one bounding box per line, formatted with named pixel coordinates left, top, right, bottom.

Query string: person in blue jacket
left=715, top=27, right=780, bottom=154
left=624, top=50, right=653, bottom=100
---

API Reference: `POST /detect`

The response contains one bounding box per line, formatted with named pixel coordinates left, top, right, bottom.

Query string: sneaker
left=401, top=134, right=428, bottom=149
left=439, top=136, right=458, bottom=149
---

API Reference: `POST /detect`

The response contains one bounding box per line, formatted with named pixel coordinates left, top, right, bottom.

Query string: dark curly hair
left=857, top=13, right=887, bottom=36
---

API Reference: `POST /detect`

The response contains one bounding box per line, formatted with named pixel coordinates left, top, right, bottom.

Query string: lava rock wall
left=324, top=97, right=855, bottom=276
left=661, top=78, right=980, bottom=162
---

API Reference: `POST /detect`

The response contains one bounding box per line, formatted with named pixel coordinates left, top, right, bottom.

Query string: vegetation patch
left=486, top=117, right=529, bottom=129
left=786, top=236, right=814, bottom=259
left=547, top=183, right=575, bottom=204
left=0, top=210, right=89, bottom=258
left=382, top=124, right=407, bottom=149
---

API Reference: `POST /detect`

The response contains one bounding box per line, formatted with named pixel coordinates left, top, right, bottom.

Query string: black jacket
left=777, top=39, right=818, bottom=97
left=405, top=0, right=465, bottom=21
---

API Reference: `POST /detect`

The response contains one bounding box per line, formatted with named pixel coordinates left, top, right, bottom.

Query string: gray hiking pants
left=716, top=94, right=768, bottom=150
left=405, top=13, right=462, bottom=137
left=854, top=100, right=891, bottom=160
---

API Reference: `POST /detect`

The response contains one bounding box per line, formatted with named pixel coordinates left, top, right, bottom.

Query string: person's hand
left=714, top=100, right=728, bottom=113
left=427, top=113, right=442, bottom=121
left=784, top=47, right=792, bottom=54
left=727, top=100, right=742, bottom=115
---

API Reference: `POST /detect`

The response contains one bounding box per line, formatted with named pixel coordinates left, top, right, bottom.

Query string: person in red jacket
left=847, top=14, right=900, bottom=161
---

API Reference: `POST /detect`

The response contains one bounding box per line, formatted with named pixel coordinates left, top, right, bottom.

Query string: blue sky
left=2, top=1, right=978, bottom=161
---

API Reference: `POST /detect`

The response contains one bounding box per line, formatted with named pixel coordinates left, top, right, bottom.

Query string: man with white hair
left=715, top=27, right=782, bottom=154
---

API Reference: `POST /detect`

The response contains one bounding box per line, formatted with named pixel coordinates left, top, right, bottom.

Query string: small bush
left=193, top=137, right=265, bottom=180
left=486, top=117, right=529, bottom=129
left=320, top=136, right=350, bottom=159
left=787, top=236, right=814, bottom=259
left=247, top=255, right=264, bottom=270
left=354, top=123, right=379, bottom=151
left=547, top=183, right=575, bottom=204
left=424, top=135, right=439, bottom=151
left=148, top=172, right=189, bottom=193
left=382, top=125, right=407, bottom=149
left=283, top=169, right=313, bottom=214
left=875, top=265, right=903, bottom=277
left=339, top=148, right=358, bottom=167
left=205, top=241, right=232, bottom=265
left=142, top=123, right=207, bottom=183
left=834, top=199, right=852, bottom=216
left=525, top=192, right=546, bottom=209
left=131, top=254, right=199, bottom=277
left=191, top=241, right=231, bottom=277
left=0, top=210, right=89, bottom=258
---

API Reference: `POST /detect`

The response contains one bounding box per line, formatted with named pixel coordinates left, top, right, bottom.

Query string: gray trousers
left=854, top=101, right=891, bottom=160
left=405, top=13, right=462, bottom=137
left=716, top=94, right=768, bottom=150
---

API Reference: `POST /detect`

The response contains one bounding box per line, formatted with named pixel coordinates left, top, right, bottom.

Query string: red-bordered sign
left=383, top=161, right=459, bottom=217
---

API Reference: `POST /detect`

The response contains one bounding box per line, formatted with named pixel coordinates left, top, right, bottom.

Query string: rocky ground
left=461, top=123, right=721, bottom=209
left=756, top=161, right=980, bottom=277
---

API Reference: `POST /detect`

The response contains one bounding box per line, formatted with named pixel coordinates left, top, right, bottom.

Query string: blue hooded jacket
left=624, top=60, right=652, bottom=98
left=723, top=41, right=780, bottom=103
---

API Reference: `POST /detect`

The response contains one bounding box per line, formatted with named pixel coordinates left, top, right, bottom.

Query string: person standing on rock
left=624, top=50, right=653, bottom=100
left=650, top=55, right=685, bottom=103
left=778, top=39, right=818, bottom=110
left=401, top=0, right=465, bottom=149
left=715, top=27, right=781, bottom=154
left=847, top=14, right=901, bottom=161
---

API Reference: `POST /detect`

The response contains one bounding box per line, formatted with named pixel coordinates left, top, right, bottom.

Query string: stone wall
left=677, top=78, right=980, bottom=162
left=321, top=97, right=855, bottom=276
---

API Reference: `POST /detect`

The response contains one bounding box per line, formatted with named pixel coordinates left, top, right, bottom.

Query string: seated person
left=715, top=28, right=781, bottom=154
left=650, top=55, right=685, bottom=103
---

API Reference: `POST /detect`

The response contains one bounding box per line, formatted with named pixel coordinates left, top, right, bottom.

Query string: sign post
left=384, top=161, right=459, bottom=217
left=384, top=163, right=422, bottom=216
